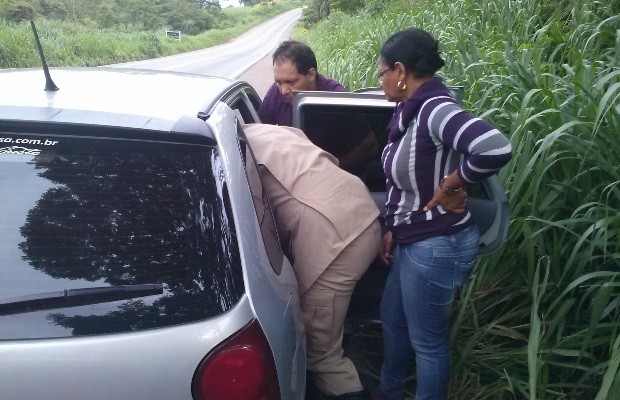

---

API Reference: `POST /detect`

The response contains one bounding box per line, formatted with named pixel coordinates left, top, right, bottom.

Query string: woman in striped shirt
left=374, top=28, right=512, bottom=400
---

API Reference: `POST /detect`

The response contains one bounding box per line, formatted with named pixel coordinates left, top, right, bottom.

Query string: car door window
left=295, top=102, right=394, bottom=193
left=235, top=123, right=285, bottom=274
left=226, top=90, right=261, bottom=124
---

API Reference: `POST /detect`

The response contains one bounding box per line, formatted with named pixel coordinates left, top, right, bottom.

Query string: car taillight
left=192, top=319, right=281, bottom=400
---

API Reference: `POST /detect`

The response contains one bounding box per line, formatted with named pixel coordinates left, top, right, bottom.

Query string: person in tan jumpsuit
left=243, top=123, right=381, bottom=399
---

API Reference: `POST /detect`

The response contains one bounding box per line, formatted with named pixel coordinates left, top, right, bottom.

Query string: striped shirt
left=381, top=78, right=512, bottom=244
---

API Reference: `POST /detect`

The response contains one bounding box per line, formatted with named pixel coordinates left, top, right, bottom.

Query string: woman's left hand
left=423, top=186, right=468, bottom=214
left=379, top=231, right=395, bottom=266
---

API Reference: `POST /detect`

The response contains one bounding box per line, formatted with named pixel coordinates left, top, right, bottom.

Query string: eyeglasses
left=374, top=67, right=392, bottom=82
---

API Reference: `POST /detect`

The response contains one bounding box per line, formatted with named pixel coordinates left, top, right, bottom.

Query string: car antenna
left=30, top=20, right=59, bottom=91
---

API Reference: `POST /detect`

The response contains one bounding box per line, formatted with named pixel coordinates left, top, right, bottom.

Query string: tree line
left=0, top=0, right=263, bottom=35
left=1, top=0, right=378, bottom=35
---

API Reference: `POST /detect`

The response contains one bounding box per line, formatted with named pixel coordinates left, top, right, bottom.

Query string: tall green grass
left=297, top=0, right=619, bottom=398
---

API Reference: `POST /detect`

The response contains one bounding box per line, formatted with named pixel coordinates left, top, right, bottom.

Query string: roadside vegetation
left=1, top=0, right=617, bottom=398
left=295, top=0, right=619, bottom=398
left=0, top=0, right=299, bottom=68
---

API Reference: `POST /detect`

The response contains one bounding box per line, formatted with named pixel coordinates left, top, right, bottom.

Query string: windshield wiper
left=0, top=284, right=163, bottom=315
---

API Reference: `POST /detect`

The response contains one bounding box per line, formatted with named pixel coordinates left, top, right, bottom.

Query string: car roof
left=0, top=67, right=243, bottom=134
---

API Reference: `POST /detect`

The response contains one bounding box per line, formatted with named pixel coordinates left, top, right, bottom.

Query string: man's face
left=273, top=59, right=316, bottom=103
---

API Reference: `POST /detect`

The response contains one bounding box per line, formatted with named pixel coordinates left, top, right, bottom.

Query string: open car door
left=291, top=89, right=510, bottom=321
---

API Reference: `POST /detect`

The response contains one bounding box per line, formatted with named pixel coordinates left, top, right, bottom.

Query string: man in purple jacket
left=258, top=40, right=378, bottom=176
left=258, top=40, right=345, bottom=126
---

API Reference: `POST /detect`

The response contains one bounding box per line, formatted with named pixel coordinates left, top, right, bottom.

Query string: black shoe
left=324, top=386, right=372, bottom=400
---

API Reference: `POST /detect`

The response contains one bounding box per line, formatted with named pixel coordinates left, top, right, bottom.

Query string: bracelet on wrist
left=440, top=175, right=461, bottom=195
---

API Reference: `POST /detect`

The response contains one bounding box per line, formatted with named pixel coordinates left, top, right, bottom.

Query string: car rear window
left=0, top=132, right=244, bottom=339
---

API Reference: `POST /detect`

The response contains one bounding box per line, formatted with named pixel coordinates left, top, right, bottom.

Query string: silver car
left=0, top=65, right=509, bottom=400
left=0, top=67, right=306, bottom=400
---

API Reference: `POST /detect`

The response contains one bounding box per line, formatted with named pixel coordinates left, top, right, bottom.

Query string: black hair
left=380, top=28, right=445, bottom=76
left=272, top=40, right=318, bottom=74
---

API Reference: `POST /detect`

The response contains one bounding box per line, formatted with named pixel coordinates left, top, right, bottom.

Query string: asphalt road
left=112, top=8, right=302, bottom=98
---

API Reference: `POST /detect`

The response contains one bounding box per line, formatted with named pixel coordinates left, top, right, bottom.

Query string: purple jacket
left=257, top=73, right=346, bottom=127
left=382, top=77, right=512, bottom=244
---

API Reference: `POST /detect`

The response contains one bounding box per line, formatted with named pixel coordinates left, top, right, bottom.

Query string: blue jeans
left=378, top=224, right=479, bottom=400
